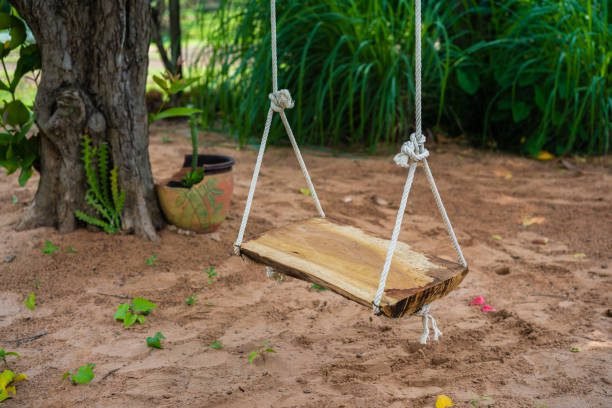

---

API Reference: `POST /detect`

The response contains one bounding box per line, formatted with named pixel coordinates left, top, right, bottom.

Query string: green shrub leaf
left=150, top=107, right=202, bottom=122
left=67, top=363, right=95, bottom=385
left=146, top=332, right=166, bottom=349
left=130, top=297, right=156, bottom=315
left=23, top=292, right=35, bottom=311
left=456, top=68, right=480, bottom=95
left=512, top=101, right=530, bottom=123
left=3, top=100, right=30, bottom=126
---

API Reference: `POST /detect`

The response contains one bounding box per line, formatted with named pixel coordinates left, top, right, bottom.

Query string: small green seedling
left=570, top=346, right=581, bottom=353
left=23, top=292, right=36, bottom=311
left=65, top=246, right=77, bottom=253
left=185, top=294, right=197, bottom=306
left=310, top=283, right=327, bottom=292
left=0, top=349, right=19, bottom=367
left=210, top=340, right=223, bottom=350
left=299, top=187, right=311, bottom=196
left=145, top=254, right=158, bottom=266
left=63, top=363, right=95, bottom=385
left=41, top=240, right=59, bottom=255
left=0, top=369, right=27, bottom=402
left=146, top=332, right=166, bottom=349
left=10, top=195, right=18, bottom=205
left=114, top=297, right=156, bottom=328
left=205, top=266, right=217, bottom=284
left=247, top=341, right=276, bottom=364
left=161, top=136, right=173, bottom=144
left=469, top=395, right=495, bottom=407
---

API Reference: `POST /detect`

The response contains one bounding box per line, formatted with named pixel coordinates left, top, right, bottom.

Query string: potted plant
left=156, top=117, right=234, bottom=232
left=151, top=72, right=234, bottom=233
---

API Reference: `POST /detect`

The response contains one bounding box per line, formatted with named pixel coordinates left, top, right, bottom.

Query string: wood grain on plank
left=241, top=218, right=468, bottom=318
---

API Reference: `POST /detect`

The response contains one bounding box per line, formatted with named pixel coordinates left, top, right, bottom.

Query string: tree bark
left=10, top=0, right=163, bottom=239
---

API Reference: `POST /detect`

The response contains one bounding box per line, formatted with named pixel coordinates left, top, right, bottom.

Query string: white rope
left=233, top=107, right=274, bottom=254
left=233, top=0, right=324, bottom=254
left=372, top=161, right=417, bottom=312
left=373, top=0, right=467, bottom=316
left=414, top=0, right=423, bottom=148
left=416, top=304, right=442, bottom=344
left=279, top=110, right=325, bottom=218
left=270, top=0, right=278, bottom=93
left=422, top=158, right=467, bottom=267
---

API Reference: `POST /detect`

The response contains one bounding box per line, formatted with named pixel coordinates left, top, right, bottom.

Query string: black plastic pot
left=182, top=154, right=235, bottom=174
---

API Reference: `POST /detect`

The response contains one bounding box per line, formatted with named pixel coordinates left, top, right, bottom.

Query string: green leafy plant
left=194, top=0, right=456, bottom=149
left=195, top=0, right=608, bottom=155
left=210, top=340, right=223, bottom=350
left=205, top=266, right=217, bottom=284
left=0, top=369, right=27, bottom=402
left=0, top=349, right=18, bottom=367
left=469, top=395, right=495, bottom=407
left=185, top=294, right=197, bottom=306
left=41, top=240, right=59, bottom=255
left=451, top=0, right=610, bottom=155
left=74, top=135, right=125, bottom=234
left=148, top=71, right=201, bottom=124
left=10, top=195, right=17, bottom=204
left=310, top=283, right=327, bottom=292
left=181, top=116, right=205, bottom=188
left=247, top=341, right=276, bottom=364
left=114, top=297, right=157, bottom=328
left=146, top=332, right=166, bottom=349
left=0, top=4, right=41, bottom=187
left=145, top=253, right=158, bottom=267
left=63, top=363, right=95, bottom=385
left=161, top=136, right=173, bottom=144
left=23, top=292, right=35, bottom=311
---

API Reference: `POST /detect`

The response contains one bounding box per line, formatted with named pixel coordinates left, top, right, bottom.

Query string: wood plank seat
left=241, top=217, right=468, bottom=318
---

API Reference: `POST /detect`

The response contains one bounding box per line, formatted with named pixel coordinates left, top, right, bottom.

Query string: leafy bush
left=194, top=0, right=456, bottom=149
left=0, top=3, right=41, bottom=185
left=193, top=0, right=609, bottom=155
left=449, top=0, right=610, bottom=155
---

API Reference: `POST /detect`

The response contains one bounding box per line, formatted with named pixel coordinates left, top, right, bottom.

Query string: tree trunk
left=10, top=0, right=163, bottom=239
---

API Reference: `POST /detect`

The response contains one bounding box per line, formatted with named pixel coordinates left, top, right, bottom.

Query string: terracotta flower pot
left=156, top=154, right=235, bottom=233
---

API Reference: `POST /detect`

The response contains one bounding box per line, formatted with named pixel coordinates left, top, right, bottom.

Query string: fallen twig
left=1, top=331, right=49, bottom=346
left=95, top=292, right=132, bottom=300
left=102, top=367, right=121, bottom=380
left=529, top=293, right=568, bottom=300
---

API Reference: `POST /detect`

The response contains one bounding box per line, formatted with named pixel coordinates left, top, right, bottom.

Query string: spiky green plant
left=75, top=135, right=125, bottom=234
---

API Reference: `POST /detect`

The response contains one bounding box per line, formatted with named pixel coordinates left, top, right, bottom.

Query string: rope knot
left=269, top=89, right=294, bottom=112
left=416, top=304, right=442, bottom=344
left=393, top=132, right=429, bottom=168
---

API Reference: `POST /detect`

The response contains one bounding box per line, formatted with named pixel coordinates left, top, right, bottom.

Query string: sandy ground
left=0, top=123, right=610, bottom=407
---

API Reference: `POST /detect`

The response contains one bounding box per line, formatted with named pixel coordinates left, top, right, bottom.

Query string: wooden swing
left=233, top=0, right=468, bottom=339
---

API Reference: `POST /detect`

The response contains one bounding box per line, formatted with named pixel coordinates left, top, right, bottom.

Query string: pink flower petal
left=469, top=296, right=485, bottom=306
left=481, top=304, right=496, bottom=312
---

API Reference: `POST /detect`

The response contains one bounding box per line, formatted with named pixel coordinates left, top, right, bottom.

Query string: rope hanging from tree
left=233, top=0, right=468, bottom=344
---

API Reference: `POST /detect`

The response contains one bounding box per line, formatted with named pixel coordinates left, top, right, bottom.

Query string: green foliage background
left=188, top=0, right=610, bottom=155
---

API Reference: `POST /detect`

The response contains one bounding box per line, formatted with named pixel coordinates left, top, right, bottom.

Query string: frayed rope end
left=416, top=304, right=442, bottom=345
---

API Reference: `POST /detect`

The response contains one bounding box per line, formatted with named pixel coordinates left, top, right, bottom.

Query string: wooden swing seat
left=241, top=217, right=468, bottom=318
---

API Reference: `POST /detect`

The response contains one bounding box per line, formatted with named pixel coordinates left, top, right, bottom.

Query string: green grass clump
left=450, top=0, right=610, bottom=155
left=190, top=0, right=609, bottom=156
